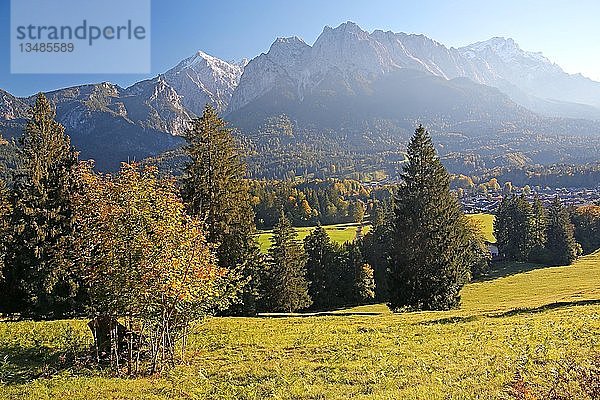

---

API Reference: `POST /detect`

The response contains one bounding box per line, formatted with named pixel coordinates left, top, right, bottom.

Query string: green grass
left=256, top=222, right=372, bottom=253
left=256, top=214, right=495, bottom=253
left=1, top=251, right=599, bottom=399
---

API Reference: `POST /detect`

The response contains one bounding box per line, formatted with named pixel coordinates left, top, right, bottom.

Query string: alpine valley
left=2, top=22, right=600, bottom=177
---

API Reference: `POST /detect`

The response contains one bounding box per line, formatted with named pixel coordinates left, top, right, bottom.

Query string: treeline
left=480, top=163, right=600, bottom=189
left=494, top=195, right=592, bottom=265
left=250, top=179, right=394, bottom=228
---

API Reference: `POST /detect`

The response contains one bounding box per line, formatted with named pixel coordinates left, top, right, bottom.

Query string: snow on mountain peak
left=164, top=50, right=245, bottom=114
left=461, top=37, right=553, bottom=67
left=267, top=36, right=310, bottom=63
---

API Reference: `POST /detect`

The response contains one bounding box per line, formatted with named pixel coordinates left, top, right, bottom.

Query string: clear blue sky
left=2, top=0, right=600, bottom=97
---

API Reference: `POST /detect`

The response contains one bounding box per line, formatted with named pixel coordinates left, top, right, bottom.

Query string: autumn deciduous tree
left=75, top=163, right=226, bottom=373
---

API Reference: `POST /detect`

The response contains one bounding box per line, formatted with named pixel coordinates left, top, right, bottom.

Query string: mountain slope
left=228, top=22, right=600, bottom=120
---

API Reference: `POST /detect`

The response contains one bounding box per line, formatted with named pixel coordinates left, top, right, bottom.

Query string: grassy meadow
left=255, top=213, right=496, bottom=253
left=1, top=248, right=599, bottom=399
left=256, top=222, right=372, bottom=253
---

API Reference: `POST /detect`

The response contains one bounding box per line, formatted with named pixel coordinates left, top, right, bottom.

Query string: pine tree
left=494, top=195, right=534, bottom=261
left=181, top=104, right=262, bottom=315
left=265, top=212, right=311, bottom=312
left=304, top=225, right=336, bottom=309
left=546, top=197, right=580, bottom=265
left=388, top=125, right=472, bottom=311
left=1, top=94, right=82, bottom=318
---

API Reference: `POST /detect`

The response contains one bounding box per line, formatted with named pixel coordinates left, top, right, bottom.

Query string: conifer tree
left=343, top=241, right=375, bottom=304
left=360, top=200, right=394, bottom=302
left=546, top=197, right=580, bottom=265
left=528, top=196, right=550, bottom=263
left=531, top=196, right=548, bottom=248
left=181, top=104, right=262, bottom=315
left=0, top=179, right=11, bottom=283
left=354, top=263, right=376, bottom=304
left=304, top=225, right=336, bottom=309
left=494, top=195, right=534, bottom=261
left=571, top=205, right=600, bottom=254
left=388, top=125, right=472, bottom=311
left=1, top=94, right=82, bottom=317
left=265, top=212, right=311, bottom=312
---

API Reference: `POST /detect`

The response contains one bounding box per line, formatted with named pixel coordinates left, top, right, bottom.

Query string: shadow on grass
left=419, top=315, right=481, bottom=325
left=0, top=344, right=92, bottom=384
left=473, top=261, right=551, bottom=282
left=257, top=311, right=382, bottom=318
left=487, top=299, right=600, bottom=318
left=419, top=299, right=600, bottom=326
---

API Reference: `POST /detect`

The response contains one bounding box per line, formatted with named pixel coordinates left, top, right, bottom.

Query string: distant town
left=460, top=186, right=600, bottom=214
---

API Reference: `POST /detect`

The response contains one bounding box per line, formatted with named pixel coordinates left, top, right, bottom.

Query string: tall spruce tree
left=265, top=212, right=311, bottom=312
left=304, top=225, right=336, bottom=309
left=1, top=94, right=82, bottom=318
left=388, top=125, right=472, bottom=311
left=494, top=195, right=535, bottom=261
left=546, top=197, right=580, bottom=265
left=181, top=104, right=262, bottom=315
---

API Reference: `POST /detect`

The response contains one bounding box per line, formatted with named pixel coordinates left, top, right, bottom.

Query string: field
left=256, top=223, right=372, bottom=253
left=467, top=213, right=496, bottom=243
left=1, top=247, right=598, bottom=399
left=256, top=213, right=496, bottom=253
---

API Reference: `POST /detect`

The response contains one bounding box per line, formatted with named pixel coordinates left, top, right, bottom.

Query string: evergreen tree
left=304, top=225, right=336, bottom=309
left=370, top=202, right=386, bottom=229
left=531, top=196, right=548, bottom=248
left=265, top=212, right=311, bottom=312
left=1, top=94, right=82, bottom=318
left=494, top=195, right=534, bottom=261
left=354, top=263, right=376, bottom=304
left=388, top=125, right=472, bottom=311
left=571, top=205, right=600, bottom=254
left=360, top=223, right=392, bottom=301
left=181, top=104, right=262, bottom=315
left=546, top=197, right=581, bottom=265
left=0, top=179, right=11, bottom=283
left=343, top=241, right=375, bottom=304
left=528, top=196, right=550, bottom=263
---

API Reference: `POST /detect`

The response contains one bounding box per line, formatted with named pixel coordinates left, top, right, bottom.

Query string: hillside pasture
left=1, top=249, right=599, bottom=399
left=256, top=213, right=496, bottom=253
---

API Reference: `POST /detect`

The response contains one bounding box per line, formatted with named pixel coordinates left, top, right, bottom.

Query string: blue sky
left=2, top=0, right=600, bottom=97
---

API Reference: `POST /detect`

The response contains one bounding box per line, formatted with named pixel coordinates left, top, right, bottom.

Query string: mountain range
left=1, top=21, right=600, bottom=173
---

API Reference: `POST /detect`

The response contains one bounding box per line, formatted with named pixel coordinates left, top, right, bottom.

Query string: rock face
left=164, top=51, right=246, bottom=115
left=0, top=89, right=29, bottom=121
